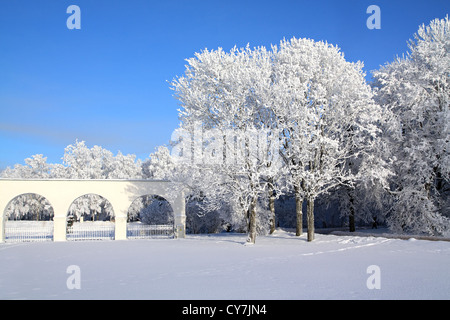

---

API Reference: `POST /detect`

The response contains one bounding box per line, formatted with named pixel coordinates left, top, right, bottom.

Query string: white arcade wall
left=0, top=179, right=186, bottom=242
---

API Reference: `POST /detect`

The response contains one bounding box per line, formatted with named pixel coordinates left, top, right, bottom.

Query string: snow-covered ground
left=0, top=229, right=449, bottom=300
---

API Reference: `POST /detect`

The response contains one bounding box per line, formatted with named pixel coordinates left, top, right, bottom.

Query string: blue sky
left=0, top=0, right=449, bottom=169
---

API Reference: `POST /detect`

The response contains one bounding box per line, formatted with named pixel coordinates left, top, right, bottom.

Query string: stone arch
left=66, top=193, right=115, bottom=241
left=127, top=194, right=175, bottom=238
left=3, top=193, right=54, bottom=242
left=4, top=193, right=54, bottom=221
left=67, top=193, right=115, bottom=222
left=127, top=194, right=173, bottom=222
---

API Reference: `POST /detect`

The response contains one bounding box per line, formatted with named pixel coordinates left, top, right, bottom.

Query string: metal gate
left=4, top=221, right=53, bottom=242
left=66, top=221, right=115, bottom=241
left=127, top=222, right=174, bottom=239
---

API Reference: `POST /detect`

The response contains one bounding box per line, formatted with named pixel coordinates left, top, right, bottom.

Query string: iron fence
left=127, top=223, right=174, bottom=239
left=66, top=222, right=115, bottom=241
left=5, top=221, right=53, bottom=242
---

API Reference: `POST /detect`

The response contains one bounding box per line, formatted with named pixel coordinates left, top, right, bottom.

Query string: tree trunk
left=434, top=167, right=444, bottom=216
left=268, top=181, right=276, bottom=234
left=307, top=195, right=315, bottom=242
left=247, top=197, right=258, bottom=244
left=348, top=188, right=355, bottom=232
left=295, top=185, right=303, bottom=236
left=349, top=210, right=355, bottom=232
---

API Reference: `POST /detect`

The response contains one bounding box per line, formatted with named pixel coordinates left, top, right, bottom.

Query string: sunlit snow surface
left=0, top=229, right=449, bottom=299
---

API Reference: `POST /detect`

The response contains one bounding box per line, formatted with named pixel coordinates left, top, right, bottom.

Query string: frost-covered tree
left=62, top=140, right=110, bottom=179
left=63, top=140, right=114, bottom=179
left=68, top=194, right=114, bottom=222
left=172, top=45, right=285, bottom=243
left=1, top=154, right=50, bottom=179
left=140, top=196, right=174, bottom=225
left=373, top=16, right=450, bottom=236
left=171, top=37, right=389, bottom=242
left=272, top=37, right=387, bottom=240
left=107, top=151, right=142, bottom=179
left=5, top=194, right=54, bottom=221
left=143, top=146, right=176, bottom=180
left=59, top=140, right=142, bottom=179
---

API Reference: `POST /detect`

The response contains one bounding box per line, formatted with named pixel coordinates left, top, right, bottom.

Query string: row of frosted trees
left=165, top=16, right=449, bottom=242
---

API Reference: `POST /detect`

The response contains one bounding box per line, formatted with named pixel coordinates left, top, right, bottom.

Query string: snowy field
left=0, top=229, right=449, bottom=300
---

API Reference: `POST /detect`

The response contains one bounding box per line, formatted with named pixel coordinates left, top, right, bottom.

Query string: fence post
left=175, top=224, right=185, bottom=239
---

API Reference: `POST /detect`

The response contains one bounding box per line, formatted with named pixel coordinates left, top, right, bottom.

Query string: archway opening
left=66, top=194, right=115, bottom=241
left=3, top=193, right=54, bottom=242
left=127, top=195, right=174, bottom=239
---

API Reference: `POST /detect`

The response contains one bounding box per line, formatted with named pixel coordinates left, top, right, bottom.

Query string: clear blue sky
left=0, top=0, right=448, bottom=169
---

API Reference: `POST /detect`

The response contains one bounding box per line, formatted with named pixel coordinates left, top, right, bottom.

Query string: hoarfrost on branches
left=373, top=16, right=450, bottom=236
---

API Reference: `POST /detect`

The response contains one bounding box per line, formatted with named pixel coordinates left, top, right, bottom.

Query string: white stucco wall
left=0, top=179, right=185, bottom=242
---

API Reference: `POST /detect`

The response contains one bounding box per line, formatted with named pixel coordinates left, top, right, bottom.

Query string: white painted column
left=115, top=216, right=127, bottom=240
left=174, top=190, right=186, bottom=238
left=51, top=199, right=70, bottom=242
left=109, top=197, right=130, bottom=241
left=53, top=217, right=67, bottom=241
